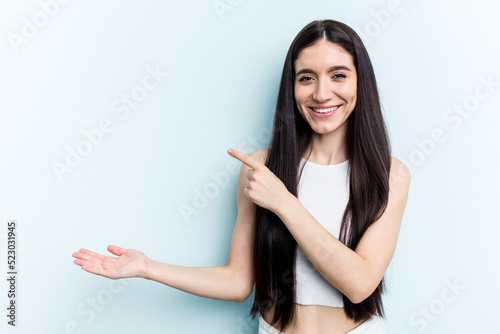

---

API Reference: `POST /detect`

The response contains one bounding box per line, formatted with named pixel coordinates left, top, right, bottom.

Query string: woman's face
left=294, top=39, right=357, bottom=137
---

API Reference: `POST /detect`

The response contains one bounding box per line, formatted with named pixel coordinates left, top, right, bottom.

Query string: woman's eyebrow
left=296, top=65, right=352, bottom=76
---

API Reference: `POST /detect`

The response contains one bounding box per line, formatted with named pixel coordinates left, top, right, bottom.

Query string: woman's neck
left=305, top=130, right=348, bottom=165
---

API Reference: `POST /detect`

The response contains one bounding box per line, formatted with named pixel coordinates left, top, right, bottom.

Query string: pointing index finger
left=227, top=149, right=260, bottom=169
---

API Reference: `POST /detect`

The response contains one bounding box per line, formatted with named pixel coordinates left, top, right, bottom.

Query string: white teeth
left=312, top=105, right=340, bottom=113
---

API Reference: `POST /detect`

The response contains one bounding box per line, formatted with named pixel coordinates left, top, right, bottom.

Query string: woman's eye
left=299, top=75, right=313, bottom=82
left=333, top=73, right=346, bottom=79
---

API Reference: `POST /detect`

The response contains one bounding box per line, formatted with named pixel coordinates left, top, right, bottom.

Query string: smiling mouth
left=310, top=105, right=341, bottom=114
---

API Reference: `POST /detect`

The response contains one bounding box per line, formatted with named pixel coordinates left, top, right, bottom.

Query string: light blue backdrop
left=1, top=0, right=499, bottom=333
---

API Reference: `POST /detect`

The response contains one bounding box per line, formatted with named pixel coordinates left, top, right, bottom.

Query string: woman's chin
left=310, top=125, right=337, bottom=135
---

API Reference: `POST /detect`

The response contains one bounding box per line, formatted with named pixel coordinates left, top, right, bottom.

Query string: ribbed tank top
left=294, top=157, right=350, bottom=308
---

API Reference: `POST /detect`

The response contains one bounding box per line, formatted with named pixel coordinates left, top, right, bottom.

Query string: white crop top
left=294, top=157, right=350, bottom=308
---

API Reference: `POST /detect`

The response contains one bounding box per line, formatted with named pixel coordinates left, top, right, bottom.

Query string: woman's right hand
left=72, top=245, right=149, bottom=279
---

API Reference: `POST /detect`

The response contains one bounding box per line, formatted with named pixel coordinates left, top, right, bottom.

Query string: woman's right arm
left=72, top=149, right=266, bottom=303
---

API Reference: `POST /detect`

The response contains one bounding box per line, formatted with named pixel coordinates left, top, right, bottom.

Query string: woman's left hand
left=227, top=148, right=292, bottom=213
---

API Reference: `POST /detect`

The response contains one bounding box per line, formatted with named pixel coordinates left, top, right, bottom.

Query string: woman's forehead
left=295, top=40, right=354, bottom=72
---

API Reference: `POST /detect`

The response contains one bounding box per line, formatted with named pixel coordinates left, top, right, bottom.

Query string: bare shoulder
left=389, top=156, right=411, bottom=192
left=249, top=148, right=269, bottom=165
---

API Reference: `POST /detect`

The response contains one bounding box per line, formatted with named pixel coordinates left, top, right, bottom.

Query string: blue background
left=1, top=0, right=499, bottom=333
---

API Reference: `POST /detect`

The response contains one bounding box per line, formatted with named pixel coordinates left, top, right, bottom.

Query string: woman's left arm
left=276, top=157, right=411, bottom=303
left=228, top=148, right=411, bottom=304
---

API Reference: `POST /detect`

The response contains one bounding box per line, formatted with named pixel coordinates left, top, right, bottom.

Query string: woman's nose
left=312, top=80, right=333, bottom=102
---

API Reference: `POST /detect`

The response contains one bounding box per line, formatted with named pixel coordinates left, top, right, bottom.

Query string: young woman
left=72, top=19, right=411, bottom=334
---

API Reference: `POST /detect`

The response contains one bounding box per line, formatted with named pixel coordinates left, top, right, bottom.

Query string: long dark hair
left=249, top=19, right=391, bottom=330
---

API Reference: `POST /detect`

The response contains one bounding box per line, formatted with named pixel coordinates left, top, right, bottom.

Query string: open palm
left=72, top=245, right=148, bottom=279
